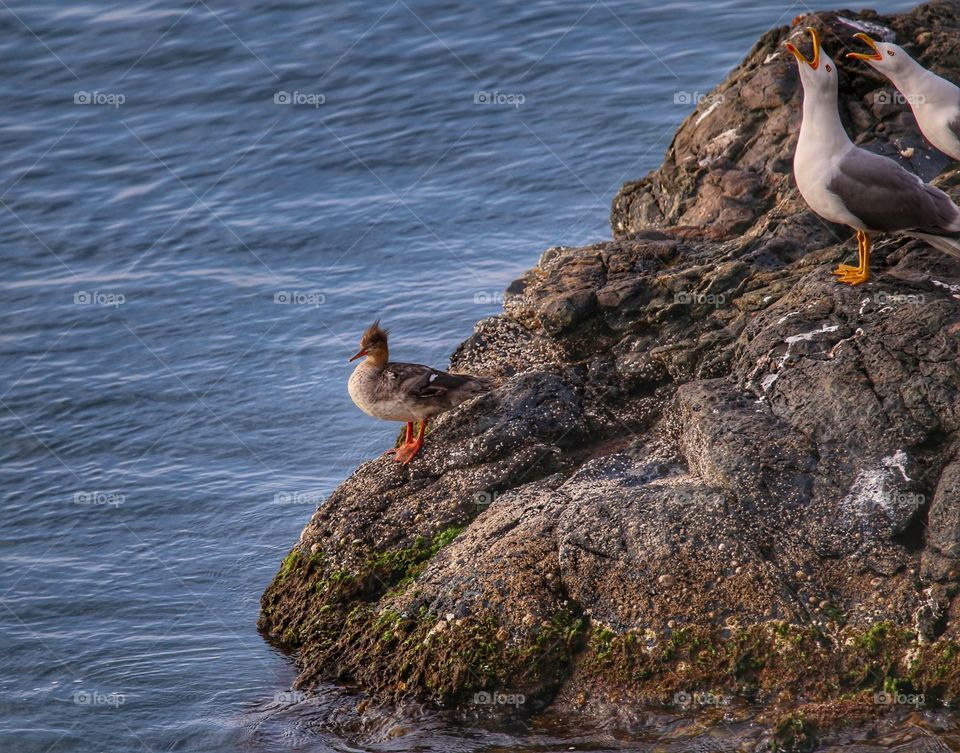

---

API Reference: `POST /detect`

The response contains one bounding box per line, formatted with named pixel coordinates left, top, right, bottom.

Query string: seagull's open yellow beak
left=847, top=32, right=882, bottom=61
left=348, top=349, right=367, bottom=362
left=785, top=26, right=821, bottom=69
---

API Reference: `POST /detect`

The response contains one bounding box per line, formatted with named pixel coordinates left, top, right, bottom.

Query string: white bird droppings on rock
left=695, top=99, right=723, bottom=126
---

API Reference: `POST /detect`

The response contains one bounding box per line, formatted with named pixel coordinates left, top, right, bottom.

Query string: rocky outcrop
left=260, top=2, right=960, bottom=735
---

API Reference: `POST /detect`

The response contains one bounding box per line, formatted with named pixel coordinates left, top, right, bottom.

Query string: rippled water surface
left=2, top=1, right=950, bottom=751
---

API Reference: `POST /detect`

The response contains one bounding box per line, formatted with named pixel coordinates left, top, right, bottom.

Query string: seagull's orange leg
left=834, top=230, right=871, bottom=285
left=383, top=422, right=414, bottom=456
left=833, top=230, right=863, bottom=278
left=393, top=419, right=427, bottom=464
left=841, top=231, right=871, bottom=285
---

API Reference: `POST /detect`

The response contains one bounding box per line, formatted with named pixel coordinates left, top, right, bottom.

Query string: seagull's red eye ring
left=888, top=50, right=895, bottom=56
left=825, top=64, right=832, bottom=72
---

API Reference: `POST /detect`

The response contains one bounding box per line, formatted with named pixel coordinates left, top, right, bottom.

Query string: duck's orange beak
left=847, top=32, right=882, bottom=61
left=785, top=26, right=821, bottom=69
left=348, top=349, right=367, bottom=362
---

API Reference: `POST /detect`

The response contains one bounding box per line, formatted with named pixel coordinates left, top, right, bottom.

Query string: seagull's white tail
left=906, top=232, right=960, bottom=260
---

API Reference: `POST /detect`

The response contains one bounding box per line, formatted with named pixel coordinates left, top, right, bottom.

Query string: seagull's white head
left=785, top=27, right=839, bottom=97
left=847, top=34, right=913, bottom=77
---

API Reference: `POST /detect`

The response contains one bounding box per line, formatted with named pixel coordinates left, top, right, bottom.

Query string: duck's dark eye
left=825, top=64, right=832, bottom=72
left=888, top=50, right=895, bottom=56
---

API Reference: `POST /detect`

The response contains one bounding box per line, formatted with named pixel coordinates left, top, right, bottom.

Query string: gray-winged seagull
left=786, top=27, right=960, bottom=285
left=848, top=33, right=960, bottom=161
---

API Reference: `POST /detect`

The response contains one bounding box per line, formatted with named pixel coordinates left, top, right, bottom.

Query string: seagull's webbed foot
left=832, top=263, right=860, bottom=275
left=834, top=267, right=870, bottom=285
left=832, top=230, right=871, bottom=286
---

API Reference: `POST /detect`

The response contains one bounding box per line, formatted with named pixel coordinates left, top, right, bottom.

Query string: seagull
left=848, top=33, right=960, bottom=161
left=785, top=27, right=960, bottom=285
left=347, top=321, right=491, bottom=463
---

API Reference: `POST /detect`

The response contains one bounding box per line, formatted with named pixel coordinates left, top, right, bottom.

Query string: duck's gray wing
left=828, top=147, right=960, bottom=234
left=381, top=362, right=487, bottom=401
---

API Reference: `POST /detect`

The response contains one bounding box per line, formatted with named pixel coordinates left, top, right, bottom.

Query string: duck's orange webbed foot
left=392, top=441, right=423, bottom=464
left=389, top=419, right=427, bottom=464
left=384, top=422, right=414, bottom=456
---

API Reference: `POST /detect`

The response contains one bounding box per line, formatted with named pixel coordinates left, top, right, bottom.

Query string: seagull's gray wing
left=828, top=148, right=960, bottom=234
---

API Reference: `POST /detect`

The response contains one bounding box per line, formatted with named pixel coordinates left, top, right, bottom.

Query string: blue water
left=0, top=1, right=929, bottom=751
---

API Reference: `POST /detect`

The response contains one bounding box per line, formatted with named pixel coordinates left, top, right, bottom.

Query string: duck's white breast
left=348, top=366, right=417, bottom=422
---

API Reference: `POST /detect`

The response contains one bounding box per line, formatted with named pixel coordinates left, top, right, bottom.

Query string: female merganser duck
left=347, top=321, right=491, bottom=463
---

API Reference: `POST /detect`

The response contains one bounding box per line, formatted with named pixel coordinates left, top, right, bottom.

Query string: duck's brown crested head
left=360, top=320, right=389, bottom=349
left=349, top=320, right=389, bottom=363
